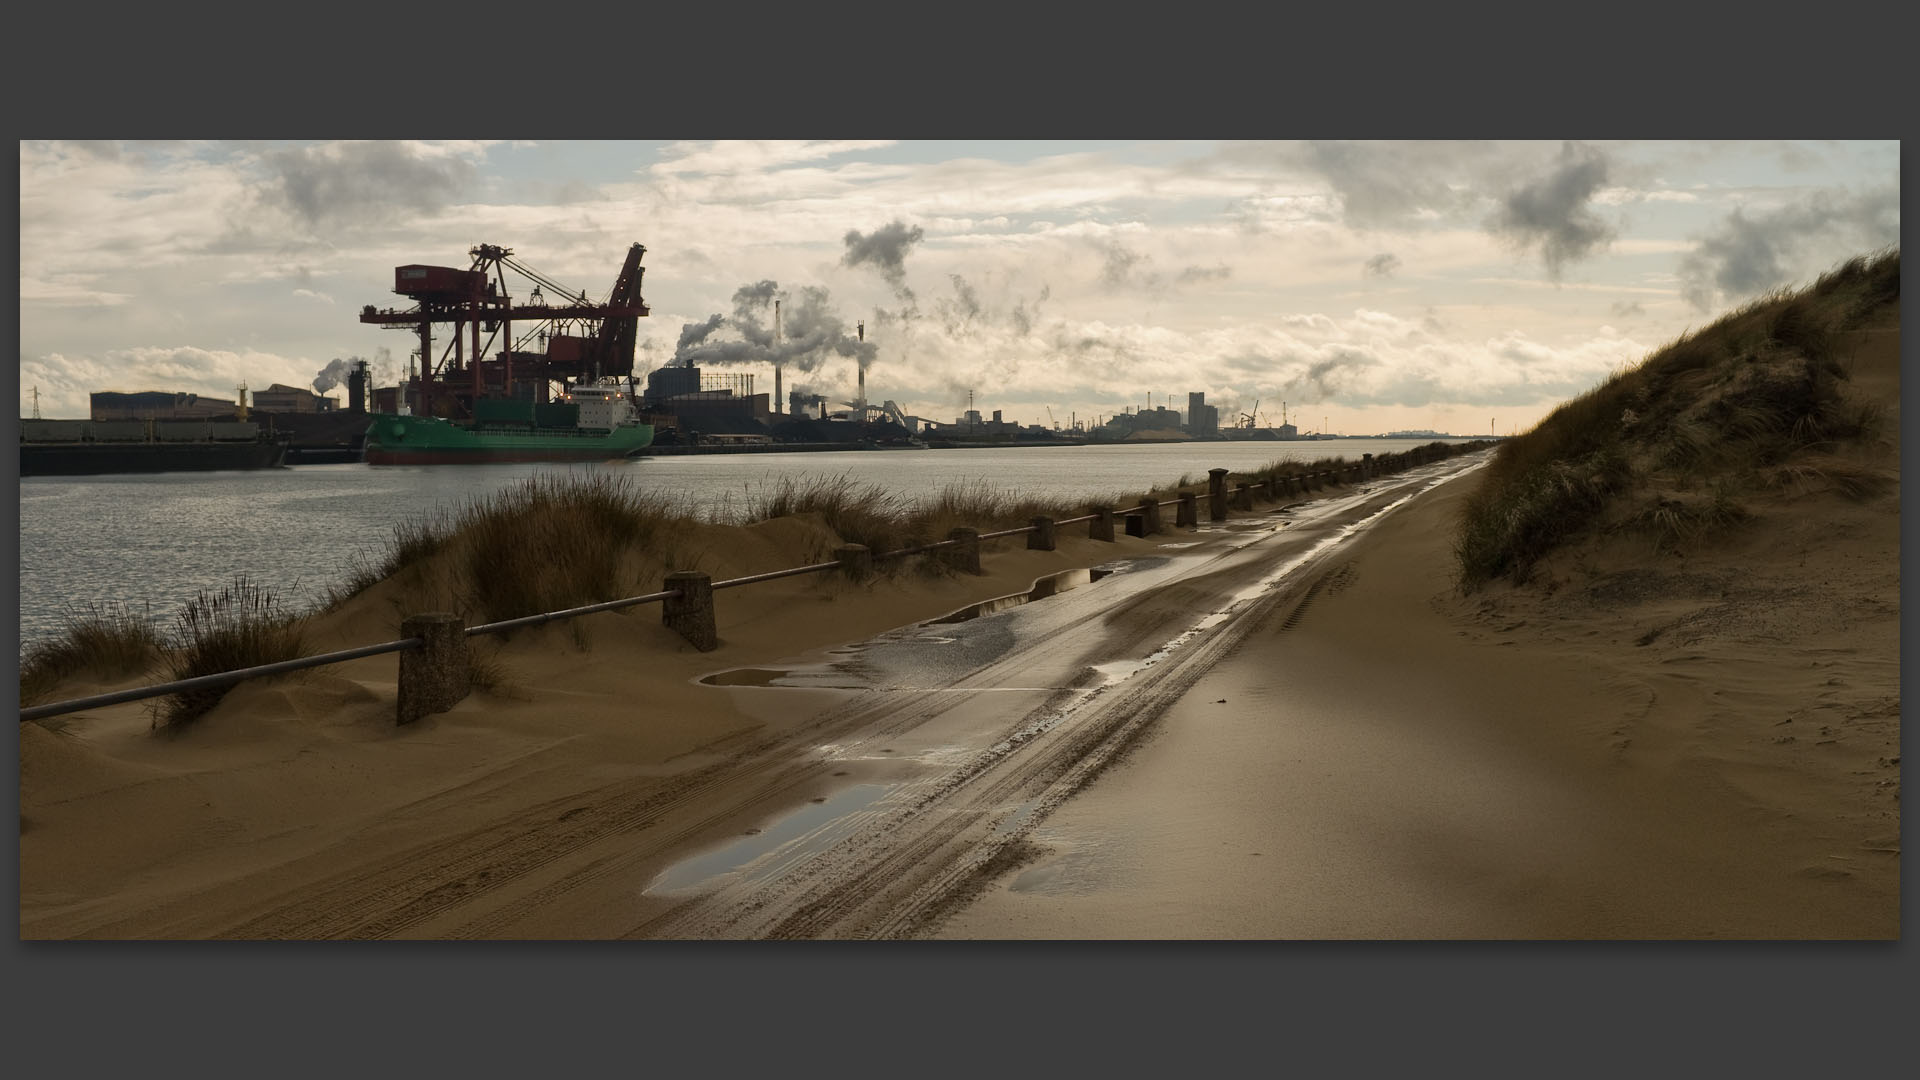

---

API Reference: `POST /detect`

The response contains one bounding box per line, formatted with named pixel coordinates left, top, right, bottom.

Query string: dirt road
left=164, top=453, right=1485, bottom=939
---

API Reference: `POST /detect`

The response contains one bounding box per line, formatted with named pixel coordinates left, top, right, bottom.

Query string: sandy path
left=930, top=472, right=1898, bottom=939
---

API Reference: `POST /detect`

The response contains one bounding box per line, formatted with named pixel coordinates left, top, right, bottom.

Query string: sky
left=17, top=139, right=1901, bottom=435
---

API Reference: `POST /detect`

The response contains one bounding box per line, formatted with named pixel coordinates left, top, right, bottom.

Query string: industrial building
left=643, top=365, right=770, bottom=436
left=1186, top=392, right=1219, bottom=436
left=90, top=391, right=240, bottom=421
left=251, top=383, right=342, bottom=414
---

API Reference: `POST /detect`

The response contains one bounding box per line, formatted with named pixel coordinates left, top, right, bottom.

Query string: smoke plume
left=672, top=281, right=877, bottom=376
left=841, top=220, right=924, bottom=301
left=313, top=356, right=360, bottom=394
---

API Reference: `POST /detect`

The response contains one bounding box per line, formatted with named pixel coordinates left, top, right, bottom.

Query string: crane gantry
left=358, top=242, right=649, bottom=420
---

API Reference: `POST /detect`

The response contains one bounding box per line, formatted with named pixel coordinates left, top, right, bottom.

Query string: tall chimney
left=773, top=299, right=783, bottom=415
left=856, top=321, right=866, bottom=420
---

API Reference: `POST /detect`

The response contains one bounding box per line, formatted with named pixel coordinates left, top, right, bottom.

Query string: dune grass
left=19, top=601, right=166, bottom=708
left=151, top=577, right=310, bottom=731
left=1454, top=248, right=1898, bottom=589
left=27, top=430, right=1488, bottom=710
left=456, top=473, right=697, bottom=622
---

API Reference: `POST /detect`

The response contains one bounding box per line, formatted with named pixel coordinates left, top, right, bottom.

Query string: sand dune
left=19, top=323, right=1896, bottom=939
left=932, top=327, right=1900, bottom=939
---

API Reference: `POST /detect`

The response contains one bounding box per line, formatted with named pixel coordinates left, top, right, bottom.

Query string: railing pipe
left=19, top=637, right=422, bottom=722
left=466, top=589, right=680, bottom=636
left=23, top=446, right=1491, bottom=724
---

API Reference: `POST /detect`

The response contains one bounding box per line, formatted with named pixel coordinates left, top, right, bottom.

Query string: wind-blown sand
left=934, top=328, right=1900, bottom=939
left=19, top=328, right=1897, bottom=939
left=19, top=520, right=1171, bottom=938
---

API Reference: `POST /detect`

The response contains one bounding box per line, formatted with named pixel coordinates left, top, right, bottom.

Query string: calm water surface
left=16, top=439, right=1473, bottom=647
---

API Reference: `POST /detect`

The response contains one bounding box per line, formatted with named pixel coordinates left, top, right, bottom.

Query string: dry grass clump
left=152, top=577, right=310, bottom=731
left=457, top=473, right=696, bottom=622
left=327, top=514, right=457, bottom=607
left=739, top=473, right=1103, bottom=578
left=1455, top=248, right=1898, bottom=589
left=19, top=602, right=166, bottom=708
left=743, top=473, right=916, bottom=555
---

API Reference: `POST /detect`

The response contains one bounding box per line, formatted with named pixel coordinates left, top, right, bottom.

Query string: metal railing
left=20, top=443, right=1485, bottom=724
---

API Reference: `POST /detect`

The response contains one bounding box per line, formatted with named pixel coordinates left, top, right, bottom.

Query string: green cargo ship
left=364, top=379, right=653, bottom=465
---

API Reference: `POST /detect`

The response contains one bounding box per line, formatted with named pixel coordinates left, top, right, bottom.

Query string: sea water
left=14, top=438, right=1474, bottom=648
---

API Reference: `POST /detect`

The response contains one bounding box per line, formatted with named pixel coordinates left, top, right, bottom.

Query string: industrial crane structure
left=358, top=242, right=649, bottom=420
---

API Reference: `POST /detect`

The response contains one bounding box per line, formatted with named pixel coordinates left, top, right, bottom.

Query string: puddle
left=930, top=565, right=1113, bottom=624
left=700, top=668, right=789, bottom=687
left=644, top=783, right=893, bottom=895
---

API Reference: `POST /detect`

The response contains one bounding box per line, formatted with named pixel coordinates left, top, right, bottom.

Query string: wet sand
left=933, top=330, right=1901, bottom=940
left=20, top=329, right=1897, bottom=939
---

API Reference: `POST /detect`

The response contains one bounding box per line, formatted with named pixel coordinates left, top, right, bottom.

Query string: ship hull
left=361, top=413, right=654, bottom=466
left=20, top=440, right=289, bottom=477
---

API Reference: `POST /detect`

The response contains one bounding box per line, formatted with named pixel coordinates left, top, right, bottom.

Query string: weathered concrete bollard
left=1176, top=492, right=1197, bottom=527
left=835, top=543, right=873, bottom=581
left=398, top=612, right=470, bottom=725
left=1028, top=516, right=1056, bottom=551
left=946, top=527, right=982, bottom=574
left=1233, top=483, right=1253, bottom=511
left=1090, top=506, right=1115, bottom=542
left=1138, top=497, right=1162, bottom=535
left=663, top=570, right=717, bottom=652
left=1362, top=453, right=1373, bottom=480
left=1124, top=509, right=1146, bottom=537
left=1208, top=468, right=1229, bottom=522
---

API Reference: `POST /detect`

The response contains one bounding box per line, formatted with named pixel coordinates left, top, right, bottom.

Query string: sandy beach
left=19, top=328, right=1898, bottom=939
left=930, top=326, right=1900, bottom=939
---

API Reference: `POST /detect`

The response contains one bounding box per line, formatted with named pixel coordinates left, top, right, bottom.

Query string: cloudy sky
left=17, top=139, right=1900, bottom=435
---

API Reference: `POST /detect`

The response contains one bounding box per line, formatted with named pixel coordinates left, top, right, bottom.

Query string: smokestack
left=857, top=320, right=866, bottom=420
left=349, top=360, right=368, bottom=413
left=773, top=299, right=783, bottom=416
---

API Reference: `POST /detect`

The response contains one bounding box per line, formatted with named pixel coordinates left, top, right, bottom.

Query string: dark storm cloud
left=263, top=142, right=477, bottom=227
left=1675, top=186, right=1898, bottom=311
left=841, top=220, right=924, bottom=299
left=1487, top=142, right=1616, bottom=279
left=1362, top=253, right=1401, bottom=279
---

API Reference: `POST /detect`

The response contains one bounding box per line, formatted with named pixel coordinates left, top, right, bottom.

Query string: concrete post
left=1090, top=506, right=1114, bottom=542
left=663, top=570, right=717, bottom=652
left=1138, top=497, right=1162, bottom=535
left=1028, top=516, right=1056, bottom=551
left=1207, top=468, right=1229, bottom=521
left=1363, top=453, right=1373, bottom=480
left=1233, top=483, right=1253, bottom=511
left=835, top=543, right=872, bottom=581
left=397, top=612, right=470, bottom=725
left=946, top=527, right=981, bottom=574
left=1124, top=510, right=1146, bottom=537
left=1176, top=491, right=1197, bottom=527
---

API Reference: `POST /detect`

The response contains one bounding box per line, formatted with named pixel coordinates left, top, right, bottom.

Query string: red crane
left=358, top=242, right=648, bottom=419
